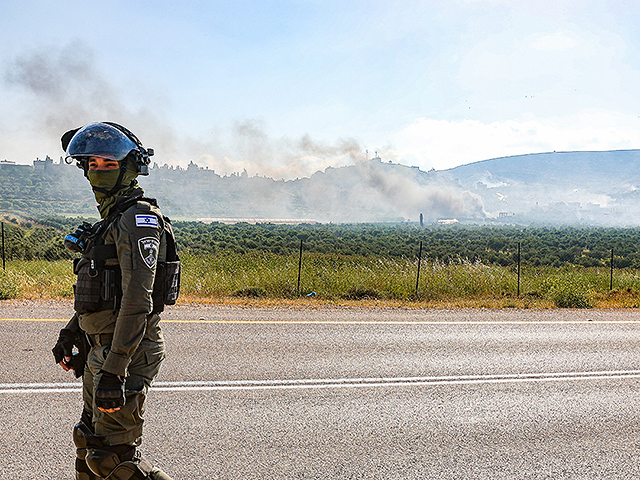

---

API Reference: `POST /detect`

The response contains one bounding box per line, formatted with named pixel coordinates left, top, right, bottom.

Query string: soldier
left=52, top=122, right=180, bottom=480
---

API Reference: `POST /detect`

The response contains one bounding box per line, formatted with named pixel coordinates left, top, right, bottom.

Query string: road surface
left=1, top=301, right=640, bottom=479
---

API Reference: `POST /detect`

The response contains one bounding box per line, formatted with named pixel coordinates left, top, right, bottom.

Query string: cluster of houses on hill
left=0, top=156, right=71, bottom=172
left=0, top=157, right=216, bottom=174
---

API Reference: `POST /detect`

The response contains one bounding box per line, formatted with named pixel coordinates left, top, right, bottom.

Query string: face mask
left=86, top=161, right=140, bottom=217
left=87, top=169, right=122, bottom=197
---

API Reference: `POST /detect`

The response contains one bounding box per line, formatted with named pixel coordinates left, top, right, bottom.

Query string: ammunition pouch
left=151, top=260, right=180, bottom=313
left=151, top=218, right=180, bottom=313
left=74, top=257, right=122, bottom=314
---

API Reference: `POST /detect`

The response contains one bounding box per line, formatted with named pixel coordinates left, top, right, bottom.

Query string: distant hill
left=447, top=149, right=640, bottom=189
left=141, top=158, right=484, bottom=223
left=2, top=150, right=640, bottom=225
left=443, top=149, right=640, bottom=226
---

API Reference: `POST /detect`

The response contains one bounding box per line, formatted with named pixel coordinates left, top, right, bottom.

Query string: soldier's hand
left=60, top=356, right=73, bottom=371
left=52, top=328, right=75, bottom=371
left=95, top=371, right=126, bottom=413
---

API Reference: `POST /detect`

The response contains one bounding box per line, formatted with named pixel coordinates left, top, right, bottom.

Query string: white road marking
left=2, top=370, right=640, bottom=394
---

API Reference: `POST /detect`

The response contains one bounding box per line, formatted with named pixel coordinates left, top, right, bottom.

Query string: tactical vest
left=73, top=197, right=180, bottom=315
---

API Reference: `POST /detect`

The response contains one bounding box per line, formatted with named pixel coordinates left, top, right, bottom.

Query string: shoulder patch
left=136, top=214, right=159, bottom=228
left=138, top=237, right=160, bottom=269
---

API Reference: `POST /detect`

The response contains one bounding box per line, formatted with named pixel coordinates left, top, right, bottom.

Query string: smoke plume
left=3, top=41, right=486, bottom=222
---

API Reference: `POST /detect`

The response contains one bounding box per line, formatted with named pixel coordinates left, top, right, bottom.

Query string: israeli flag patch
left=135, top=214, right=159, bottom=228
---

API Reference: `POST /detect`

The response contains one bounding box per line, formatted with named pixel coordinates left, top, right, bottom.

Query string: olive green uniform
left=58, top=122, right=175, bottom=479
left=71, top=194, right=167, bottom=445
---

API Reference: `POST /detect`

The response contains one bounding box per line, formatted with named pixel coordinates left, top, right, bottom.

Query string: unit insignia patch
left=138, top=237, right=160, bottom=269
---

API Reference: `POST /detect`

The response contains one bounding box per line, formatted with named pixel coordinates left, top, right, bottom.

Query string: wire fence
left=1, top=220, right=638, bottom=308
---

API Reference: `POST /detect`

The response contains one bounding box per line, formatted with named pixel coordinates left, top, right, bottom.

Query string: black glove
left=52, top=328, right=75, bottom=365
left=95, top=371, right=126, bottom=410
left=67, top=353, right=86, bottom=378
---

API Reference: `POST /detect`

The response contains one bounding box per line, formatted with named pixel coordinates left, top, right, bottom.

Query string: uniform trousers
left=82, top=336, right=165, bottom=446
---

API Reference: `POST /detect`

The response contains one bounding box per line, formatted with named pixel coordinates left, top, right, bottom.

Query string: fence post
left=297, top=239, right=303, bottom=296
left=610, top=248, right=614, bottom=291
left=1, top=222, right=5, bottom=271
left=517, top=242, right=521, bottom=296
left=415, top=240, right=423, bottom=297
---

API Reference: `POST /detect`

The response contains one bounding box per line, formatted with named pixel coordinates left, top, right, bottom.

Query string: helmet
left=61, top=122, right=153, bottom=175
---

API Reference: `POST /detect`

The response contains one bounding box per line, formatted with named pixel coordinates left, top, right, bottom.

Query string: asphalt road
left=2, top=301, right=640, bottom=479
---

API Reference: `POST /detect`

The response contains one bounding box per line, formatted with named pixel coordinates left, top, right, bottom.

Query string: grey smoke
left=3, top=41, right=176, bottom=161
left=225, top=119, right=366, bottom=178
left=5, top=41, right=124, bottom=132
left=297, top=134, right=364, bottom=161
left=350, top=160, right=485, bottom=221
left=3, top=41, right=485, bottom=222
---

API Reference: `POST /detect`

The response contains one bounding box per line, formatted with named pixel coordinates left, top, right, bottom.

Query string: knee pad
left=103, top=460, right=151, bottom=480
left=148, top=467, right=174, bottom=480
left=86, top=448, right=153, bottom=480
left=76, top=473, right=100, bottom=480
left=73, top=421, right=99, bottom=462
left=75, top=457, right=102, bottom=480
left=73, top=422, right=94, bottom=450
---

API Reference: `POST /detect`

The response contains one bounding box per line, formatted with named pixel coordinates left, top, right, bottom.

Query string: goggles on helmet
left=62, top=122, right=153, bottom=176
left=64, top=122, right=138, bottom=163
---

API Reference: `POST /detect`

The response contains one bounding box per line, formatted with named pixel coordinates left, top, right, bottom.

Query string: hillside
left=445, top=149, right=640, bottom=225
left=2, top=150, right=640, bottom=225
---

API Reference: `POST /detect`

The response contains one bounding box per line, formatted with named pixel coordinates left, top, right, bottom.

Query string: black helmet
left=61, top=122, right=153, bottom=175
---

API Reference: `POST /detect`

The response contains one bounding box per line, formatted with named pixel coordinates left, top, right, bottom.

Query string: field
left=3, top=221, right=640, bottom=308
left=3, top=251, right=640, bottom=308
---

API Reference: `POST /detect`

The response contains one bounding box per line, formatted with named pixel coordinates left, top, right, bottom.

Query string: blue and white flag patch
left=136, top=214, right=159, bottom=228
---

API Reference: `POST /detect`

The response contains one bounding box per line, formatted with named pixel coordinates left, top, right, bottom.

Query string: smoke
left=351, top=161, right=486, bottom=221
left=3, top=41, right=177, bottom=162
left=2, top=42, right=371, bottom=181
left=297, top=134, right=364, bottom=162
left=180, top=118, right=367, bottom=180
left=3, top=41, right=485, bottom=222
left=5, top=41, right=123, bottom=134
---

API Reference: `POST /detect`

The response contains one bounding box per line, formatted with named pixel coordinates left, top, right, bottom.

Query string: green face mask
left=87, top=162, right=140, bottom=217
left=87, top=169, right=122, bottom=196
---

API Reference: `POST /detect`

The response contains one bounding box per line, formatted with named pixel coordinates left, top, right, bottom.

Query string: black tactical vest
left=73, top=196, right=180, bottom=314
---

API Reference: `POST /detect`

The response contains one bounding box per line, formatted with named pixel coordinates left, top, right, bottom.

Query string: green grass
left=3, top=252, right=640, bottom=308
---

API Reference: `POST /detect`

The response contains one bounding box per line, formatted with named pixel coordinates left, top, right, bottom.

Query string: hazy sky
left=2, top=0, right=640, bottom=179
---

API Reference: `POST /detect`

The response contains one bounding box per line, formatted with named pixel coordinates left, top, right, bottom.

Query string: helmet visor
left=65, top=122, right=138, bottom=162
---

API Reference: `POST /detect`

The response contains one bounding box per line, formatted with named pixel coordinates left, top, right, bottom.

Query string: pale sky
left=2, top=0, right=640, bottom=179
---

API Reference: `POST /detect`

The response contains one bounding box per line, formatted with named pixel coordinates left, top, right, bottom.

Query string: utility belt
left=87, top=332, right=114, bottom=348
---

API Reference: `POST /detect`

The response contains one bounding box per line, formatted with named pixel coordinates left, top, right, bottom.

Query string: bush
left=543, top=278, right=593, bottom=308
left=0, top=271, right=20, bottom=299
left=233, top=287, right=267, bottom=298
left=343, top=287, right=381, bottom=300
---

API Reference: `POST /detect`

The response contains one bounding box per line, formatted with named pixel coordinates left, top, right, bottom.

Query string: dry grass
left=3, top=254, right=640, bottom=309
left=176, top=292, right=637, bottom=309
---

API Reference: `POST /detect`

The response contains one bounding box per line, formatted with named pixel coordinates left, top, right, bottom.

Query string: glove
left=52, top=328, right=75, bottom=365
left=67, top=354, right=86, bottom=378
left=95, top=372, right=126, bottom=410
